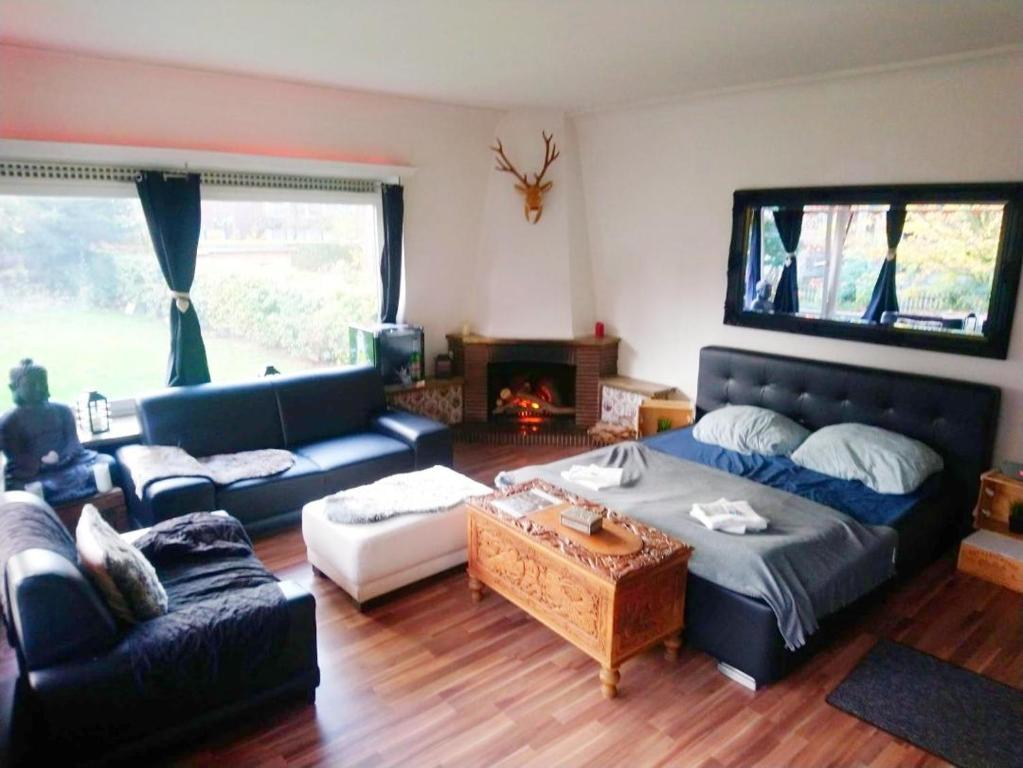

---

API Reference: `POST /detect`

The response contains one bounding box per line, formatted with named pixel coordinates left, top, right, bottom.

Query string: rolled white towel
left=560, top=464, right=624, bottom=492
left=690, top=498, right=768, bottom=535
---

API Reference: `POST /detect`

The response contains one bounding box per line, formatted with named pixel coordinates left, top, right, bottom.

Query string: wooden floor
left=6, top=443, right=1023, bottom=767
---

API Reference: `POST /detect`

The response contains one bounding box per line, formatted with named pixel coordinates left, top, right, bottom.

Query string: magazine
left=491, top=487, right=563, bottom=518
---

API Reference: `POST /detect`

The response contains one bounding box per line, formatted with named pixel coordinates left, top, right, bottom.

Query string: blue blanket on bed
left=643, top=427, right=936, bottom=527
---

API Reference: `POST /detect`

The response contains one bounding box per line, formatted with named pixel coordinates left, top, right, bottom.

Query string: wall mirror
left=724, top=183, right=1023, bottom=358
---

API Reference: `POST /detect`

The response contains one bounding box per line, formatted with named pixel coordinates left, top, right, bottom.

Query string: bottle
left=409, top=352, right=422, bottom=381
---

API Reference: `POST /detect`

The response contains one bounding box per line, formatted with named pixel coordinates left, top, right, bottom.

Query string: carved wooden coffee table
left=465, top=480, right=693, bottom=699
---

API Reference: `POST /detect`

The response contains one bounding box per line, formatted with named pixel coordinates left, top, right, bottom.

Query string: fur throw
left=119, top=445, right=295, bottom=499
left=324, top=465, right=490, bottom=524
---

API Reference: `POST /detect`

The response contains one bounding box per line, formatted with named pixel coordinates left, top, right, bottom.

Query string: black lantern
left=77, top=391, right=111, bottom=434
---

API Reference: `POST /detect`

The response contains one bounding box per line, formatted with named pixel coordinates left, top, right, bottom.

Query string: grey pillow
left=693, top=405, right=810, bottom=456
left=790, top=423, right=943, bottom=495
left=76, top=504, right=168, bottom=623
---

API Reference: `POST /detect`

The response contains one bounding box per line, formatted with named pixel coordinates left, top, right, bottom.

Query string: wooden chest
left=973, top=470, right=1023, bottom=540
left=957, top=530, right=1023, bottom=593
left=466, top=481, right=692, bottom=699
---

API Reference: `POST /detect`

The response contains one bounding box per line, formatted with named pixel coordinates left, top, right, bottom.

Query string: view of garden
left=0, top=194, right=381, bottom=406
left=759, top=202, right=1003, bottom=325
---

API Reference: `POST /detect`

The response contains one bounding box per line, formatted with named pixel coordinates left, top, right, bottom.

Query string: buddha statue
left=0, top=359, right=108, bottom=504
left=751, top=279, right=774, bottom=313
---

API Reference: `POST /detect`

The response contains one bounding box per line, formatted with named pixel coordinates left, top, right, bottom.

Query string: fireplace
left=448, top=333, right=619, bottom=436
left=488, top=360, right=576, bottom=427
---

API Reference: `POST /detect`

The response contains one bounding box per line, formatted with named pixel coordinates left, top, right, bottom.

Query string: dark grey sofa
left=0, top=491, right=319, bottom=765
left=117, top=365, right=452, bottom=534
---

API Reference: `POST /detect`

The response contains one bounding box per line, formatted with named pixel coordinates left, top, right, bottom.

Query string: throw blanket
left=325, top=465, right=491, bottom=524
left=119, top=445, right=295, bottom=499
left=498, top=442, right=898, bottom=650
left=126, top=513, right=289, bottom=698
left=0, top=498, right=78, bottom=641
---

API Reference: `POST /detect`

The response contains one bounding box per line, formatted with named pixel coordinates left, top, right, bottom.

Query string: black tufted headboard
left=696, top=346, right=1001, bottom=530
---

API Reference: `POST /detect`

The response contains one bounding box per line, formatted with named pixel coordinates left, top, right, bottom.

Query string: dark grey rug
left=827, top=639, right=1023, bottom=768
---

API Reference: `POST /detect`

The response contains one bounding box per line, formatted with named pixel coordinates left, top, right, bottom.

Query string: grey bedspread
left=497, top=442, right=897, bottom=650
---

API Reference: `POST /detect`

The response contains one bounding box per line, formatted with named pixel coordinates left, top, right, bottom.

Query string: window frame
left=724, top=183, right=1023, bottom=359
left=0, top=174, right=386, bottom=413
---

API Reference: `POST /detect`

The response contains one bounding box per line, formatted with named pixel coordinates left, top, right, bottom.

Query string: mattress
left=643, top=426, right=940, bottom=528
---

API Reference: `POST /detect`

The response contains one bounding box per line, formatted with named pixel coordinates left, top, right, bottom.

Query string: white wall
left=0, top=44, right=502, bottom=363
left=473, top=110, right=594, bottom=338
left=575, top=53, right=1023, bottom=461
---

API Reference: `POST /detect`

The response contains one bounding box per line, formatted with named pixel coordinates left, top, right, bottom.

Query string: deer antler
left=533, top=131, right=560, bottom=185
left=490, top=138, right=528, bottom=184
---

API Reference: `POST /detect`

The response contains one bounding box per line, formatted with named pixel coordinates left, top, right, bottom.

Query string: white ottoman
left=301, top=470, right=490, bottom=605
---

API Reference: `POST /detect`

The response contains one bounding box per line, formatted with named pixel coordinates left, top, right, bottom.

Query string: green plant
left=1009, top=501, right=1023, bottom=534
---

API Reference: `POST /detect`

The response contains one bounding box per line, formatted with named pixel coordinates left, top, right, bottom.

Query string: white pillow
left=77, top=504, right=168, bottom=623
left=790, top=423, right=943, bottom=495
left=693, top=405, right=810, bottom=456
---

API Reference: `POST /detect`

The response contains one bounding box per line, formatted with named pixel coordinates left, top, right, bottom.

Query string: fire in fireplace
left=487, top=361, right=576, bottom=427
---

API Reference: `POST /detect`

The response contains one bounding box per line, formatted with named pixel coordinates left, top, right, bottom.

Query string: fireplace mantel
left=447, top=333, right=620, bottom=348
left=447, top=333, right=619, bottom=428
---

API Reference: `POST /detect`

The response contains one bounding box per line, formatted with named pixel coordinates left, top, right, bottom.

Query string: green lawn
left=0, top=303, right=317, bottom=407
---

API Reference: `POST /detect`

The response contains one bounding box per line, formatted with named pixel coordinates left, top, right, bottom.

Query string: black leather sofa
left=117, top=365, right=452, bottom=533
left=0, top=491, right=319, bottom=765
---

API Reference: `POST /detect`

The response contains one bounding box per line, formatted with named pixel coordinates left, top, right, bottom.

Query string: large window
left=0, top=187, right=381, bottom=406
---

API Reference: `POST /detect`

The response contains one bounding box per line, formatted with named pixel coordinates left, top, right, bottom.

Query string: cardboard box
left=638, top=398, right=694, bottom=437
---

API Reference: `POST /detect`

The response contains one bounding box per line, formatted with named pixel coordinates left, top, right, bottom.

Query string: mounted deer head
left=490, top=131, right=561, bottom=224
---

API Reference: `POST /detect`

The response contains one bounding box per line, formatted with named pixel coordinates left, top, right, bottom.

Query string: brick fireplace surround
left=446, top=334, right=620, bottom=428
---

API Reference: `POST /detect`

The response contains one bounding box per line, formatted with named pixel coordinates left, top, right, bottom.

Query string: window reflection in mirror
left=746, top=203, right=1002, bottom=335
left=726, top=184, right=1023, bottom=359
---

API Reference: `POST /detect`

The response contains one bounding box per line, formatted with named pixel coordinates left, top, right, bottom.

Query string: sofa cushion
left=138, top=380, right=284, bottom=456
left=296, top=433, right=413, bottom=493
left=76, top=505, right=168, bottom=623
left=214, top=454, right=323, bottom=525
left=274, top=366, right=387, bottom=447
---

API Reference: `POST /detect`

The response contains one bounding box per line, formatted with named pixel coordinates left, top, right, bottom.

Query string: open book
left=690, top=498, right=768, bottom=535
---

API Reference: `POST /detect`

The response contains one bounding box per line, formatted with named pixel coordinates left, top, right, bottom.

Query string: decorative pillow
left=76, top=504, right=168, bottom=623
left=692, top=405, right=810, bottom=456
left=790, top=423, right=943, bottom=495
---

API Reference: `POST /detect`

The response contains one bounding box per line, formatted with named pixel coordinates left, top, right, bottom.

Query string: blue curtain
left=744, top=208, right=762, bottom=307
left=862, top=205, right=907, bottom=323
left=379, top=183, right=404, bottom=324
left=773, top=207, right=803, bottom=314
left=136, top=172, right=211, bottom=387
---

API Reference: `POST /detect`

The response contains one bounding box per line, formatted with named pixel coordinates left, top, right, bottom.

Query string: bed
left=500, top=346, right=1001, bottom=686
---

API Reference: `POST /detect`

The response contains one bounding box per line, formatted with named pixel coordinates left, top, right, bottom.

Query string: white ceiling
left=1, top=0, right=1021, bottom=111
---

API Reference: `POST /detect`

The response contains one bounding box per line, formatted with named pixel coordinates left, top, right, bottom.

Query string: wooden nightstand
left=972, top=470, right=1023, bottom=540
left=53, top=487, right=129, bottom=533
left=957, top=470, right=1023, bottom=593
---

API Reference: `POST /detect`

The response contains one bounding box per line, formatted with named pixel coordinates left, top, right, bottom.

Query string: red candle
left=595, top=321, right=605, bottom=338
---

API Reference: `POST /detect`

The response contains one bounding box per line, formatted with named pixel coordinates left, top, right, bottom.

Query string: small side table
left=957, top=470, right=1023, bottom=593
left=972, top=469, right=1023, bottom=539
left=53, top=487, right=129, bottom=533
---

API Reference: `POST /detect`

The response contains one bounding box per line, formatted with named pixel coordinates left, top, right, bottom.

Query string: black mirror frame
left=724, top=183, right=1023, bottom=360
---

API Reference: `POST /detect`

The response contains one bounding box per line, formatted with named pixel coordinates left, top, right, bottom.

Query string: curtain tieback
left=784, top=252, right=795, bottom=267
left=885, top=247, right=897, bottom=262
left=170, top=291, right=191, bottom=312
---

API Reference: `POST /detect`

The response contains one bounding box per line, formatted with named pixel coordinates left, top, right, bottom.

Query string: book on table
left=491, top=487, right=563, bottom=518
